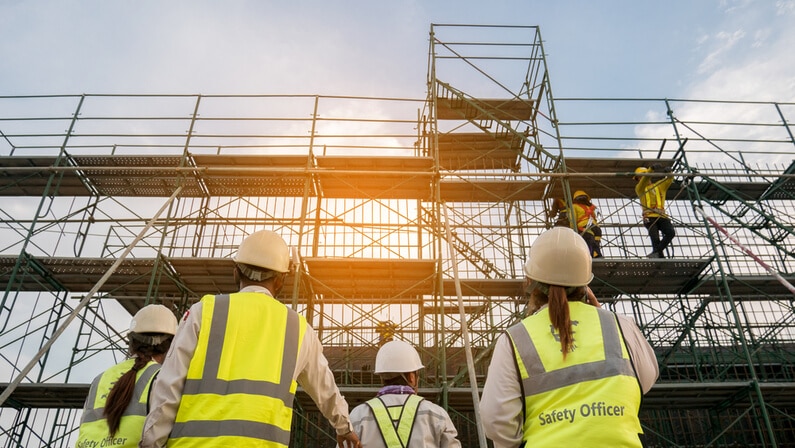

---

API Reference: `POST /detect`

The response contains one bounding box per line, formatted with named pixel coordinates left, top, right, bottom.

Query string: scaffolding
left=0, top=24, right=793, bottom=447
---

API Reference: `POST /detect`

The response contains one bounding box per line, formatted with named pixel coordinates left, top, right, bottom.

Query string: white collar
left=239, top=285, right=275, bottom=296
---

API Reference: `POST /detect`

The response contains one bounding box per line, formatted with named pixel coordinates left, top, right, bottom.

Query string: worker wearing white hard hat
left=480, top=227, right=659, bottom=448
left=349, top=340, right=462, bottom=447
left=76, top=304, right=177, bottom=447
left=141, top=230, right=361, bottom=448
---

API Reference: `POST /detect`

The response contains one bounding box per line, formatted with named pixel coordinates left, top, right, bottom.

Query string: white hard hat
left=233, top=230, right=291, bottom=273
left=523, top=227, right=593, bottom=287
left=374, top=340, right=424, bottom=374
left=130, top=304, right=178, bottom=335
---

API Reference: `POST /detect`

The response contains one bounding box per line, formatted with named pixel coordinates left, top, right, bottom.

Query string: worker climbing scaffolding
left=571, top=190, right=603, bottom=258
left=634, top=164, right=676, bottom=258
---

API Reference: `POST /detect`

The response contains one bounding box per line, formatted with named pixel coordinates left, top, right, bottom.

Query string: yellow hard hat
left=573, top=190, right=589, bottom=201
left=633, top=166, right=650, bottom=180
left=523, top=227, right=593, bottom=287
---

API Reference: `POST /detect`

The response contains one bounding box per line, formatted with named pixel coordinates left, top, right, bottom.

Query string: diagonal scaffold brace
left=0, top=186, right=184, bottom=406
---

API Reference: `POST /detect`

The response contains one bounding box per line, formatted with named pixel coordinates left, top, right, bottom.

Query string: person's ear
left=409, top=371, right=420, bottom=388
left=273, top=271, right=287, bottom=294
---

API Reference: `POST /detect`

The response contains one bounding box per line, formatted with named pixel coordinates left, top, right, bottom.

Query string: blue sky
left=0, top=0, right=793, bottom=418
left=1, top=0, right=793, bottom=102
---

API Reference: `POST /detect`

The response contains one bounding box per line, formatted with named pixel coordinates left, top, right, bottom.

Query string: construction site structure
left=1, top=24, right=794, bottom=447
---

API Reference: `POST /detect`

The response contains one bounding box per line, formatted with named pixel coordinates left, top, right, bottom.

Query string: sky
left=1, top=0, right=794, bottom=103
left=0, top=1, right=794, bottom=441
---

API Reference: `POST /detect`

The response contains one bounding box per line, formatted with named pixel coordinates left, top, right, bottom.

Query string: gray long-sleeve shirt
left=139, top=285, right=353, bottom=447
left=480, top=308, right=659, bottom=448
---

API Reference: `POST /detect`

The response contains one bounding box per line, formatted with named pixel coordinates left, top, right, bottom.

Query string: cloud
left=683, top=0, right=795, bottom=101
left=634, top=1, right=795, bottom=166
left=696, top=29, right=746, bottom=75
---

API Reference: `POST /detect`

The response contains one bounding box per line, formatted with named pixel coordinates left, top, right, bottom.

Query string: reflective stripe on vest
left=168, top=293, right=306, bottom=448
left=638, top=178, right=669, bottom=217
left=506, top=302, right=643, bottom=446
left=573, top=203, right=597, bottom=232
left=366, top=394, right=423, bottom=448
left=76, top=359, right=160, bottom=447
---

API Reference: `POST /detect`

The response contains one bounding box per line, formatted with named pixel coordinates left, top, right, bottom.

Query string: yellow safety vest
left=635, top=176, right=673, bottom=219
left=506, top=302, right=643, bottom=447
left=573, top=203, right=598, bottom=233
left=365, top=394, right=424, bottom=447
left=76, top=358, right=160, bottom=448
left=168, top=292, right=307, bottom=448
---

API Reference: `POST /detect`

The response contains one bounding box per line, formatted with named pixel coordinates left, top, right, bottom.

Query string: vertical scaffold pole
left=442, top=203, right=488, bottom=448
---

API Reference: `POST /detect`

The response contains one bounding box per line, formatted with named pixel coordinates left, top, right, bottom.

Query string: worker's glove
left=650, top=163, right=663, bottom=171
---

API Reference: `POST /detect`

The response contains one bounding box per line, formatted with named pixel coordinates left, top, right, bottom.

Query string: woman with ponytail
left=76, top=304, right=177, bottom=448
left=480, top=227, right=659, bottom=448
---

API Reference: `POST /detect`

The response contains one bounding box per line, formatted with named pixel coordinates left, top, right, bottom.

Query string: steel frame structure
left=0, top=24, right=793, bottom=447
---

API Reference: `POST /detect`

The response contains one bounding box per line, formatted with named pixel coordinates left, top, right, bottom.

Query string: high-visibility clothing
left=573, top=203, right=598, bottom=233
left=350, top=392, right=462, bottom=448
left=167, top=292, right=307, bottom=448
left=635, top=175, right=674, bottom=219
left=76, top=358, right=160, bottom=448
left=366, top=394, right=423, bottom=447
left=506, top=302, right=643, bottom=447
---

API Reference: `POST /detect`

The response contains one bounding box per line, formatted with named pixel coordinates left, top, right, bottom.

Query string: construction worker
left=139, top=230, right=361, bottom=448
left=76, top=304, right=177, bottom=448
left=634, top=164, right=676, bottom=258
left=571, top=190, right=603, bottom=258
left=548, top=197, right=569, bottom=227
left=349, top=340, right=461, bottom=447
left=480, top=227, right=658, bottom=448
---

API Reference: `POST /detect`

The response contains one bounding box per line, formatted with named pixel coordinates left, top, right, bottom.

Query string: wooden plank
left=550, top=158, right=676, bottom=200
left=441, top=279, right=523, bottom=297
left=440, top=180, right=545, bottom=202
left=304, top=258, right=436, bottom=298
left=436, top=132, right=522, bottom=170
left=193, top=154, right=311, bottom=197
left=315, top=156, right=433, bottom=199
left=436, top=98, right=534, bottom=121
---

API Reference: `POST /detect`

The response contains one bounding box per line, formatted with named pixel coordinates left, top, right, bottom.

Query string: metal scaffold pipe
left=442, top=202, right=488, bottom=448
left=4, top=164, right=794, bottom=180
left=694, top=207, right=795, bottom=296
left=0, top=185, right=185, bottom=406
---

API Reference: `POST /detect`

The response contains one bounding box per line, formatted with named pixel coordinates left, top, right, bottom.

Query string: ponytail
left=547, top=285, right=574, bottom=359
left=103, top=355, right=149, bottom=436
left=103, top=334, right=173, bottom=436
left=530, top=284, right=587, bottom=360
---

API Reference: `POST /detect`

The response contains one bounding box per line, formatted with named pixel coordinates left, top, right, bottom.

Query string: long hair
left=530, top=284, right=586, bottom=360
left=103, top=334, right=173, bottom=437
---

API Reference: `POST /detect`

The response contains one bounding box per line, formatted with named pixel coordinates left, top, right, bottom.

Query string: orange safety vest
left=573, top=203, right=597, bottom=233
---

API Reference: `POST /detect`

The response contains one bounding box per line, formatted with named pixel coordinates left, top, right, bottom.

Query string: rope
left=694, top=207, right=795, bottom=296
